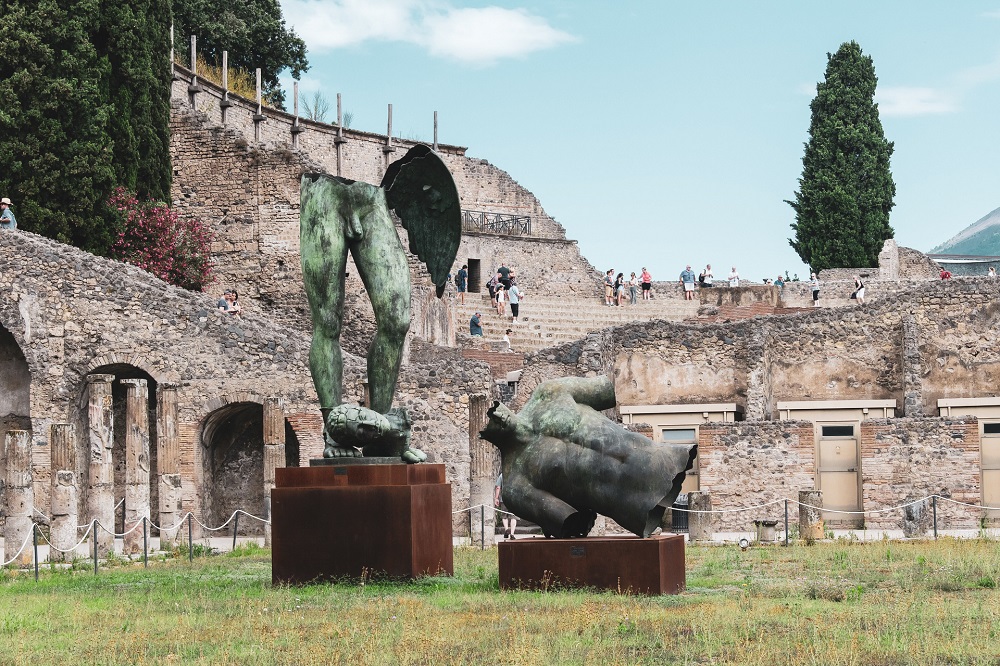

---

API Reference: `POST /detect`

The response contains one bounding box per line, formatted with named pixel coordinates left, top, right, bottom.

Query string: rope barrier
left=3, top=494, right=998, bottom=570
left=1, top=530, right=35, bottom=567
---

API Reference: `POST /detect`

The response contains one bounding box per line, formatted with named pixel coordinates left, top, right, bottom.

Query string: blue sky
left=278, top=1, right=1000, bottom=282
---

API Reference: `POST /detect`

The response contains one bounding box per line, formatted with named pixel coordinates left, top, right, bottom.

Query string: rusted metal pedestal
left=498, top=534, right=685, bottom=595
left=271, top=463, right=453, bottom=585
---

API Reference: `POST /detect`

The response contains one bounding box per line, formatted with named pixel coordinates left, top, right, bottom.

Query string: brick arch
left=86, top=354, right=169, bottom=385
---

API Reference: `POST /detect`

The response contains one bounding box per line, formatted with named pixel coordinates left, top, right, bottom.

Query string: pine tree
left=788, top=41, right=895, bottom=272
left=0, top=0, right=118, bottom=254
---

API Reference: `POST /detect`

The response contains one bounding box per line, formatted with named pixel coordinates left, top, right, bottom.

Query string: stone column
left=468, top=394, right=496, bottom=548
left=901, top=316, right=924, bottom=417
left=3, top=430, right=33, bottom=566
left=49, top=424, right=78, bottom=561
left=87, top=374, right=115, bottom=557
left=122, top=379, right=150, bottom=555
left=902, top=495, right=930, bottom=538
left=262, top=397, right=285, bottom=547
left=744, top=321, right=774, bottom=421
left=798, top=490, right=825, bottom=541
left=687, top=491, right=713, bottom=543
left=156, top=383, right=182, bottom=548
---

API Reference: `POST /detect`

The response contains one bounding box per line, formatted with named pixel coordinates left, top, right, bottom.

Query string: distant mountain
left=930, top=206, right=1000, bottom=256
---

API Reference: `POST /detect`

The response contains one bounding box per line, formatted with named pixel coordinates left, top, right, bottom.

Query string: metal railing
left=462, top=210, right=532, bottom=236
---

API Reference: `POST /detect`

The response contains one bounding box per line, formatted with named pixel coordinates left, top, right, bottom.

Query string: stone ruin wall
left=169, top=67, right=602, bottom=342
left=0, top=230, right=493, bottom=536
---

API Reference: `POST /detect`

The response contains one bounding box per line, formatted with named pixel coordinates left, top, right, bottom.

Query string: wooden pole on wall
left=335, top=93, right=346, bottom=176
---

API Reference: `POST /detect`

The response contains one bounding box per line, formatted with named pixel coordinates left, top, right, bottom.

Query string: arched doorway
left=0, top=325, right=30, bottom=528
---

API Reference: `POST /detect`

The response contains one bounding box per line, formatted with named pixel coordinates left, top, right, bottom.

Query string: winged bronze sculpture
left=300, top=144, right=461, bottom=463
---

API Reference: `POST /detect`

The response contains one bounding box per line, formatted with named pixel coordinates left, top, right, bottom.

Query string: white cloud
left=876, top=87, right=958, bottom=117
left=981, top=9, right=1000, bottom=18
left=280, top=0, right=575, bottom=65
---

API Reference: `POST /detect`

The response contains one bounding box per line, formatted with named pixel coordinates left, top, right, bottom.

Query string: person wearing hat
left=0, top=198, right=17, bottom=230
left=469, top=312, right=483, bottom=337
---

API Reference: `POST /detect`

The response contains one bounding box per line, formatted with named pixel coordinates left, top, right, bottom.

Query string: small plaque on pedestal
left=271, top=463, right=453, bottom=585
left=498, top=534, right=685, bottom=595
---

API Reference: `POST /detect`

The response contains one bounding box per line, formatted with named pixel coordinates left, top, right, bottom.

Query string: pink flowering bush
left=108, top=188, right=214, bottom=291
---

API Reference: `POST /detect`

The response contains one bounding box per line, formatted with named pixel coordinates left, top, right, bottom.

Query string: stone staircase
left=454, top=291, right=702, bottom=355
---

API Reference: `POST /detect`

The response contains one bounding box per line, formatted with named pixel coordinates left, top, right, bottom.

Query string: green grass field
left=2, top=539, right=1000, bottom=665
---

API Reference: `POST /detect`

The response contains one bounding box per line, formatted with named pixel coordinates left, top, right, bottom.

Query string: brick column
left=122, top=379, right=150, bottom=555
left=468, top=394, right=495, bottom=547
left=49, top=424, right=78, bottom=561
left=3, top=430, right=33, bottom=566
left=263, top=397, right=285, bottom=547
left=156, top=383, right=182, bottom=547
left=87, top=373, right=115, bottom=557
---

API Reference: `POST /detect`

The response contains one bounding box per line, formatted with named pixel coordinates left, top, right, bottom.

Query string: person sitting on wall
left=939, top=268, right=952, bottom=280
left=0, top=197, right=17, bottom=230
left=218, top=289, right=233, bottom=313
left=470, top=312, right=484, bottom=336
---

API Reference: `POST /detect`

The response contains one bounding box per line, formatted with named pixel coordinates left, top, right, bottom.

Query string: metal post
left=932, top=495, right=938, bottom=539
left=480, top=505, right=485, bottom=551
left=433, top=111, right=439, bottom=151
left=784, top=499, right=789, bottom=547
left=188, top=514, right=193, bottom=562
left=32, top=524, right=39, bottom=582
left=142, top=517, right=148, bottom=568
left=232, top=512, right=240, bottom=552
left=92, top=519, right=98, bottom=575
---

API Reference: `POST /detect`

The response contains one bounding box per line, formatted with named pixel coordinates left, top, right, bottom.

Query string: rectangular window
left=661, top=428, right=697, bottom=442
left=821, top=425, right=855, bottom=437
left=984, top=423, right=1000, bottom=435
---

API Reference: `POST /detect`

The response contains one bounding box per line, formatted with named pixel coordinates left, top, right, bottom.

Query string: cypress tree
left=0, top=0, right=118, bottom=254
left=97, top=0, right=173, bottom=202
left=788, top=41, right=895, bottom=272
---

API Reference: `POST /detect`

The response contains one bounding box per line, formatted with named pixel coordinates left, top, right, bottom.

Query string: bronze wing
left=381, top=144, right=461, bottom=297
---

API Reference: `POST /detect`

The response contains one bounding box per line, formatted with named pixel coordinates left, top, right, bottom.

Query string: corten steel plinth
left=498, top=534, right=685, bottom=595
left=271, top=463, right=453, bottom=585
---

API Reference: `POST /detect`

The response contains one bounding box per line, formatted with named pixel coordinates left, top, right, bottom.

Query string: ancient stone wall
left=860, top=418, right=982, bottom=529
left=698, top=421, right=817, bottom=531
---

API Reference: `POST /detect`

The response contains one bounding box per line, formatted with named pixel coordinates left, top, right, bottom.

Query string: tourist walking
left=679, top=265, right=696, bottom=300
left=728, top=267, right=740, bottom=287
left=508, top=280, right=522, bottom=323
left=0, top=197, right=17, bottom=230
left=495, top=284, right=506, bottom=317
left=503, top=328, right=513, bottom=352
left=989, top=267, right=997, bottom=278
left=455, top=264, right=468, bottom=305
left=810, top=273, right=820, bottom=306
left=604, top=269, right=615, bottom=305
left=615, top=272, right=626, bottom=306
left=853, top=275, right=865, bottom=305
left=628, top=272, right=638, bottom=305
left=641, top=267, right=652, bottom=300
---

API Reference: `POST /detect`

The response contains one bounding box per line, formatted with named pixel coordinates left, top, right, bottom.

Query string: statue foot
left=400, top=447, right=427, bottom=464
left=323, top=442, right=362, bottom=458
left=325, top=404, right=391, bottom=447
